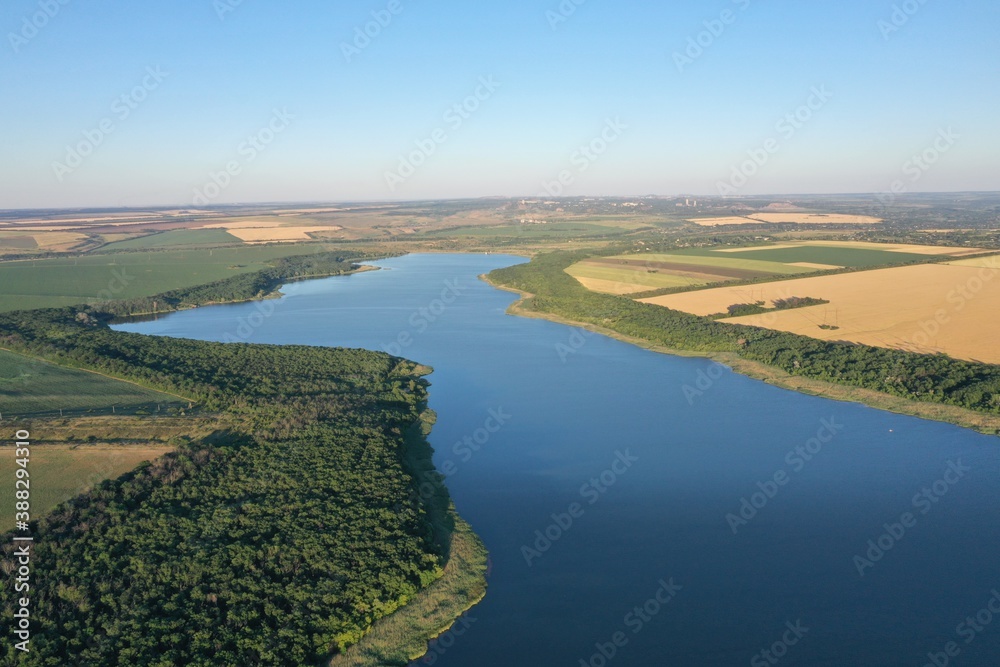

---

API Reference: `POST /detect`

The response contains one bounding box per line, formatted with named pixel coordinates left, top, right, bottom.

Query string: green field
left=713, top=245, right=937, bottom=267
left=98, top=228, right=242, bottom=251
left=566, top=262, right=708, bottom=290
left=0, top=244, right=328, bottom=312
left=0, top=445, right=174, bottom=530
left=0, top=349, right=183, bottom=417
left=427, top=222, right=630, bottom=238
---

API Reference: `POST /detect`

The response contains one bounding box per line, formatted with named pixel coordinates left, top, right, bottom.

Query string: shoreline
left=108, top=264, right=380, bottom=322
left=481, top=274, right=1000, bottom=437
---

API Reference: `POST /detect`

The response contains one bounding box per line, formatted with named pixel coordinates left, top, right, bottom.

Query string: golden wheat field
left=715, top=240, right=985, bottom=257
left=690, top=213, right=883, bottom=226
left=199, top=219, right=342, bottom=243
left=746, top=213, right=883, bottom=224
left=640, top=258, right=1000, bottom=364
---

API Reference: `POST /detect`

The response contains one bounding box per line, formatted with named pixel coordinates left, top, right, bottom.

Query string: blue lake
left=117, top=254, right=1000, bottom=666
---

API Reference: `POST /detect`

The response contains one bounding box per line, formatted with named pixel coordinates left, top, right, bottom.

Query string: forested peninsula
left=0, top=252, right=486, bottom=666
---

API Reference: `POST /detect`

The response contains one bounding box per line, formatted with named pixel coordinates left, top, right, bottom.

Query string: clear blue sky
left=1, top=0, right=997, bottom=208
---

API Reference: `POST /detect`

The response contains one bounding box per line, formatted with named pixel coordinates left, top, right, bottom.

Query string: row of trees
left=490, top=250, right=1000, bottom=416
left=96, top=250, right=397, bottom=319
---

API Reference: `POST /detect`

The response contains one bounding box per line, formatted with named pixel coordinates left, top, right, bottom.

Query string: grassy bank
left=324, top=410, right=489, bottom=666
left=328, top=514, right=488, bottom=667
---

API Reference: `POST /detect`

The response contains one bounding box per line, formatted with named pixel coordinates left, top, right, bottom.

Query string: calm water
left=117, top=254, right=1000, bottom=666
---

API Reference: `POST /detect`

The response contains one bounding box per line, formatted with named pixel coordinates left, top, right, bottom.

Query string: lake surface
left=117, top=254, right=1000, bottom=666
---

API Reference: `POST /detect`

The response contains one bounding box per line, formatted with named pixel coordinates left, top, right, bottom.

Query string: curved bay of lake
left=116, top=254, right=1000, bottom=666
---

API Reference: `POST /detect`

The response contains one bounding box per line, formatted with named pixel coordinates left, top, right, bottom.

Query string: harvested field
left=569, top=276, right=682, bottom=295
left=640, top=261, right=1000, bottom=364
left=746, top=213, right=882, bottom=224
left=690, top=213, right=883, bottom=226
left=788, top=262, right=843, bottom=270
left=802, top=241, right=985, bottom=256
left=225, top=226, right=336, bottom=243
left=716, top=244, right=803, bottom=253
left=688, top=217, right=760, bottom=226
left=0, top=445, right=174, bottom=527
left=586, top=257, right=774, bottom=280
left=566, top=262, right=710, bottom=294
left=566, top=252, right=818, bottom=295
left=0, top=232, right=88, bottom=253
left=946, top=254, right=1000, bottom=268
left=607, top=253, right=816, bottom=276
left=198, top=218, right=343, bottom=243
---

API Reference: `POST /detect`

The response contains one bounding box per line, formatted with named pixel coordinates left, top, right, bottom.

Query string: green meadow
left=0, top=244, right=328, bottom=312
left=0, top=349, right=183, bottom=418
left=97, top=228, right=242, bottom=251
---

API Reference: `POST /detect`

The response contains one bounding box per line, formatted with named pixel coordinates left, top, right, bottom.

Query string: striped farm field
left=707, top=241, right=986, bottom=268
left=640, top=259, right=1000, bottom=364
left=604, top=253, right=817, bottom=275
left=745, top=213, right=883, bottom=224
left=0, top=349, right=185, bottom=417
left=565, top=262, right=710, bottom=294
left=566, top=253, right=815, bottom=295
left=689, top=213, right=882, bottom=226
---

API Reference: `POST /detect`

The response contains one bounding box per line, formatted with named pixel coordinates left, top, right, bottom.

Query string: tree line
left=490, top=250, right=1000, bottom=417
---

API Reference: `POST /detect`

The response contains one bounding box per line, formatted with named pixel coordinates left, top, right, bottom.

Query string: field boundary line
left=0, top=346, right=198, bottom=406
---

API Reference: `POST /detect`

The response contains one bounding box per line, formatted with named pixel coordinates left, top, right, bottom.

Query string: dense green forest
left=0, top=306, right=452, bottom=666
left=490, top=250, right=1000, bottom=417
